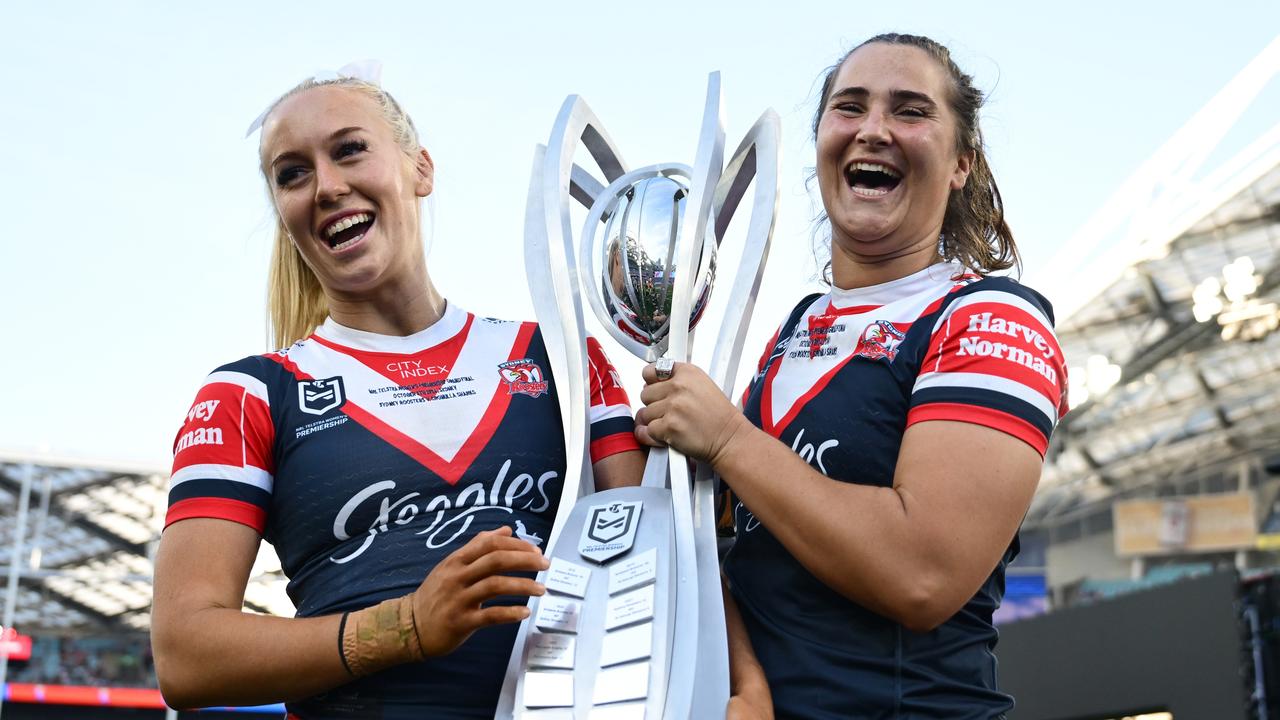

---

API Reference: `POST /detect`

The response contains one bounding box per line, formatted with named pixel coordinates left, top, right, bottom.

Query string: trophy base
left=504, top=485, right=680, bottom=719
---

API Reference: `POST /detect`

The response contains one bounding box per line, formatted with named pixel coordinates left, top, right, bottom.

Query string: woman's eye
left=899, top=106, right=928, bottom=118
left=336, top=140, right=368, bottom=159
left=832, top=102, right=864, bottom=115
left=275, top=166, right=305, bottom=187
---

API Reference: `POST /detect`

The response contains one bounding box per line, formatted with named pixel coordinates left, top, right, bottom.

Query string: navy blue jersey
left=166, top=304, right=639, bottom=719
left=723, top=263, right=1068, bottom=720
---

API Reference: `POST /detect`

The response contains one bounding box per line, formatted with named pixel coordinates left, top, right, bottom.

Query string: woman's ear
left=951, top=149, right=974, bottom=191
left=415, top=147, right=435, bottom=197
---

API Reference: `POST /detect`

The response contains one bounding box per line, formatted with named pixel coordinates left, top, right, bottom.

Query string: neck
left=325, top=267, right=447, bottom=337
left=829, top=229, right=942, bottom=290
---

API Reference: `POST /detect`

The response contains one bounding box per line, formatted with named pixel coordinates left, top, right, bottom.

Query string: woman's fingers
left=449, top=526, right=540, bottom=564
left=467, top=603, right=535, bottom=630
left=460, top=548, right=550, bottom=584
left=460, top=575, right=545, bottom=606
left=634, top=421, right=666, bottom=448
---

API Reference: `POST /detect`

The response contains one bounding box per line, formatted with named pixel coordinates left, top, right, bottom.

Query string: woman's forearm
left=723, top=575, right=772, bottom=713
left=710, top=417, right=1039, bottom=631
left=152, top=606, right=350, bottom=709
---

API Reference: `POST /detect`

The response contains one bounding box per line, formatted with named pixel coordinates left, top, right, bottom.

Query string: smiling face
left=816, top=43, right=973, bottom=285
left=260, top=85, right=433, bottom=299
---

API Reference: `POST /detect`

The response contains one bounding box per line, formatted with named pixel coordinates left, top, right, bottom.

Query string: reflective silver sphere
left=597, top=175, right=716, bottom=351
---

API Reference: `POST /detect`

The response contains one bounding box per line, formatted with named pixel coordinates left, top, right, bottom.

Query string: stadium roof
left=1029, top=37, right=1280, bottom=530
left=1031, top=152, right=1280, bottom=529
left=0, top=452, right=293, bottom=634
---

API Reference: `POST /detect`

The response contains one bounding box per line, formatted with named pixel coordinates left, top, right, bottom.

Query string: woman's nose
left=856, top=109, right=891, bottom=147
left=314, top=161, right=349, bottom=204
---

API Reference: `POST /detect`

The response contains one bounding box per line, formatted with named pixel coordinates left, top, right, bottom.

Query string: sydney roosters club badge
left=853, top=320, right=906, bottom=362
left=498, top=358, right=549, bottom=398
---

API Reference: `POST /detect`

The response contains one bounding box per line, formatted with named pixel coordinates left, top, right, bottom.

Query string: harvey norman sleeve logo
left=299, top=377, right=345, bottom=415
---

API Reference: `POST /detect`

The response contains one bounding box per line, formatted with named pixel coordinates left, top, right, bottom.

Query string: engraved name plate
left=605, top=584, right=655, bottom=631
left=546, top=557, right=593, bottom=598
left=607, top=547, right=657, bottom=595
left=599, top=622, right=653, bottom=667
left=591, top=661, right=651, bottom=705
left=534, top=597, right=582, bottom=633
left=527, top=632, right=576, bottom=670
left=523, top=671, right=574, bottom=708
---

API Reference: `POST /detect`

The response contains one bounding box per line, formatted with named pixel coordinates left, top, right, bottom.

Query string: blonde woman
left=151, top=68, right=643, bottom=719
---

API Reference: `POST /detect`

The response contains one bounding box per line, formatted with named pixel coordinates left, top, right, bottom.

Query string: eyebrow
left=828, top=87, right=939, bottom=108
left=269, top=126, right=367, bottom=169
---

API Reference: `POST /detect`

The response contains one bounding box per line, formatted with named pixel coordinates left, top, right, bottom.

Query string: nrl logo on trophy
left=579, top=501, right=643, bottom=563
left=498, top=72, right=780, bottom=719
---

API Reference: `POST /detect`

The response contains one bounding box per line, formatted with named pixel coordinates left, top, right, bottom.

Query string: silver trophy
left=497, top=73, right=779, bottom=720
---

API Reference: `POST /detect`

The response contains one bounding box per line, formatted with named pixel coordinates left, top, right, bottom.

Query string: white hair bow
left=244, top=60, right=383, bottom=138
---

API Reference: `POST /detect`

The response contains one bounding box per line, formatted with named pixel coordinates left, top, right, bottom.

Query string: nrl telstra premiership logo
left=299, top=377, right=344, bottom=416
left=578, top=500, right=643, bottom=564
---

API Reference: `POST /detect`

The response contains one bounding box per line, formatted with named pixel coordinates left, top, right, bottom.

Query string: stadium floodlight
left=1219, top=300, right=1280, bottom=341
left=1193, top=277, right=1225, bottom=322
left=1194, top=256, right=1277, bottom=340
left=1067, top=354, right=1123, bottom=406
left=1222, top=256, right=1260, bottom=303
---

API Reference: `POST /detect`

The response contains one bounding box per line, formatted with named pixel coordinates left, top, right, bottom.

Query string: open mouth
left=322, top=212, right=375, bottom=251
left=845, top=162, right=902, bottom=197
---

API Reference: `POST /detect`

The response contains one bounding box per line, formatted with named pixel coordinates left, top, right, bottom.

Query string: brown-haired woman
left=151, top=70, right=644, bottom=718
left=638, top=34, right=1069, bottom=719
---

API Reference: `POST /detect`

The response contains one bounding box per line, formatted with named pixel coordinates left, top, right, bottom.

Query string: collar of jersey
left=313, top=301, right=469, bottom=355
left=826, top=260, right=966, bottom=311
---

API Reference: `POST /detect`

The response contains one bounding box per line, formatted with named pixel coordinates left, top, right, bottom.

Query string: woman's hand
left=635, top=361, right=753, bottom=466
left=410, top=526, right=549, bottom=657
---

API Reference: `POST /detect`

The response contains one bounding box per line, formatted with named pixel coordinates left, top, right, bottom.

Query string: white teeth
left=331, top=232, right=366, bottom=250
left=851, top=186, right=890, bottom=197
left=324, top=212, right=372, bottom=238
left=850, top=162, right=901, bottom=178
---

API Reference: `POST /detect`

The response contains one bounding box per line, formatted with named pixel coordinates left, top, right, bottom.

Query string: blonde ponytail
left=267, top=218, right=328, bottom=349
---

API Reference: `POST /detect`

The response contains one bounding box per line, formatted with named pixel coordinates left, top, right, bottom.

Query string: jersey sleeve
left=908, top=282, right=1069, bottom=457
left=166, top=360, right=276, bottom=533
left=585, top=336, right=642, bottom=462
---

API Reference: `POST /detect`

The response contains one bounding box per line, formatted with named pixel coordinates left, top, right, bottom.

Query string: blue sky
left=3, top=1, right=1278, bottom=467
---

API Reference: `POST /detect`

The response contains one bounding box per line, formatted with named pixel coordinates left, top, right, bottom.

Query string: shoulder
left=196, top=354, right=278, bottom=394
left=187, top=347, right=310, bottom=409
left=944, top=275, right=1057, bottom=327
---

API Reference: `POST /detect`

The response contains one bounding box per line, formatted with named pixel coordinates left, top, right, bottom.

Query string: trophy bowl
left=591, top=173, right=717, bottom=358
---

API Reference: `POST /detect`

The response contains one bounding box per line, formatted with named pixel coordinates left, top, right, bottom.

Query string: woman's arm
left=152, top=519, right=346, bottom=708
left=592, top=449, right=646, bottom=491
left=152, top=519, right=548, bottom=709
left=636, top=362, right=1040, bottom=632
left=723, top=575, right=773, bottom=719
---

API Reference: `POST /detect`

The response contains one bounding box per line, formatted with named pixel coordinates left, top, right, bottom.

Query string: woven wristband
left=340, top=595, right=425, bottom=677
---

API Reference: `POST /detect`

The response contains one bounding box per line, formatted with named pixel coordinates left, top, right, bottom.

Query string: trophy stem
left=640, top=447, right=669, bottom=489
